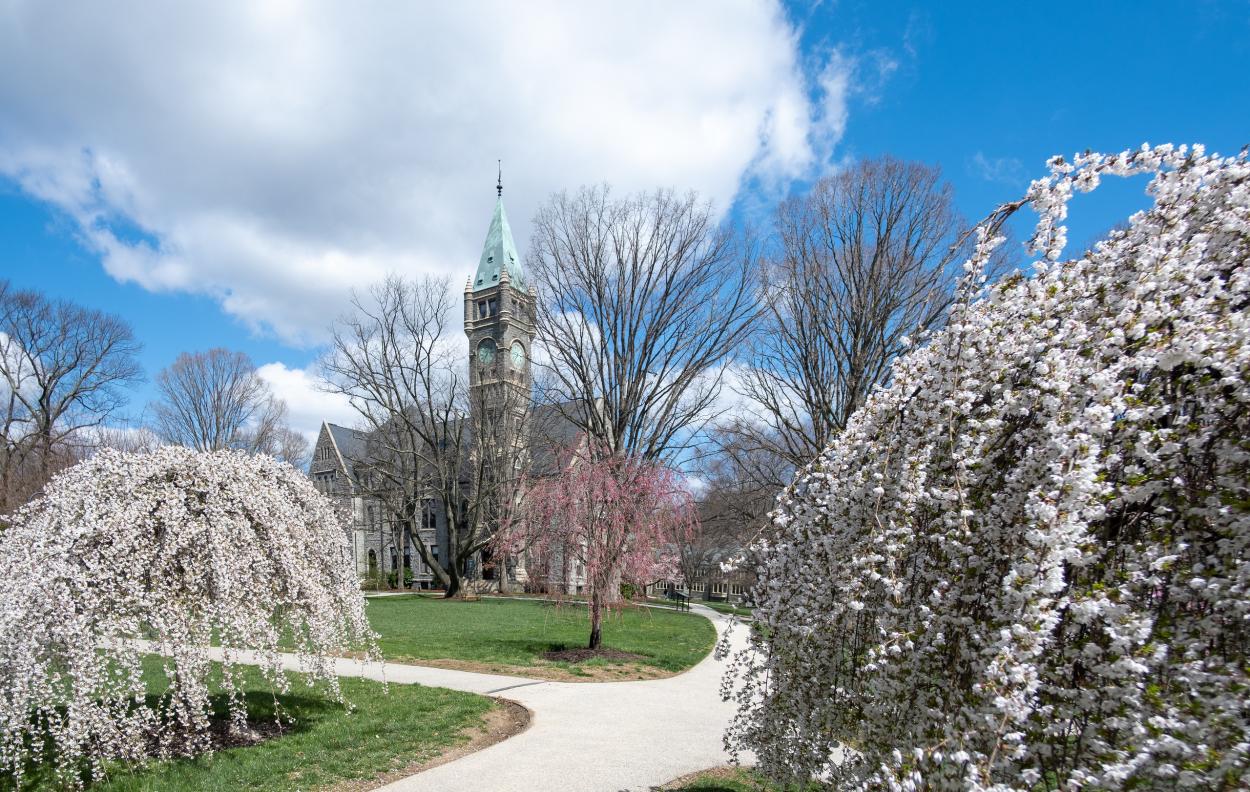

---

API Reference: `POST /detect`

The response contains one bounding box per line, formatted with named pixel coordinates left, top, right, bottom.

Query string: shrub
left=386, top=568, right=415, bottom=589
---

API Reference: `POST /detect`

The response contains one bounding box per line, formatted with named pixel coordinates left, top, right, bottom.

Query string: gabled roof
left=326, top=423, right=367, bottom=466
left=472, top=197, right=525, bottom=292
left=315, top=402, right=586, bottom=483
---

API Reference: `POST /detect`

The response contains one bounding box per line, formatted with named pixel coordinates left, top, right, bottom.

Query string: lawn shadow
left=2, top=681, right=343, bottom=790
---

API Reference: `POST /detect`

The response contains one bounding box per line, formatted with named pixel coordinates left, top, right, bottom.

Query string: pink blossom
left=495, top=446, right=696, bottom=649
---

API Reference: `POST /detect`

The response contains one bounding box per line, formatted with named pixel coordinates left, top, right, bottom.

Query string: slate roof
left=321, top=401, right=584, bottom=483
left=528, top=402, right=588, bottom=476
left=326, top=423, right=367, bottom=466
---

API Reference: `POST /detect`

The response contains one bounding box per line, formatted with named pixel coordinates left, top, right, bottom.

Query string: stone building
left=311, top=183, right=585, bottom=591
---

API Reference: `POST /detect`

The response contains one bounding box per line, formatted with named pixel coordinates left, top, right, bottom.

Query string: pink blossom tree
left=495, top=448, right=696, bottom=650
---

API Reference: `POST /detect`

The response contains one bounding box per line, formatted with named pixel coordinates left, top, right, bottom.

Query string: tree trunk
left=407, top=507, right=450, bottom=591
left=588, top=590, right=603, bottom=650
left=37, top=422, right=53, bottom=487
left=377, top=528, right=384, bottom=590
left=444, top=567, right=461, bottom=599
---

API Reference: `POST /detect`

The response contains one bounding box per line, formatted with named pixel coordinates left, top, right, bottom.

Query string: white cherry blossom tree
left=0, top=447, right=376, bottom=787
left=725, top=145, right=1250, bottom=791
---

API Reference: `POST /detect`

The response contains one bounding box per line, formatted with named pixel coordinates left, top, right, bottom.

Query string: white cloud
left=814, top=53, right=854, bottom=149
left=256, top=362, right=355, bottom=443
left=0, top=1, right=850, bottom=344
left=683, top=474, right=710, bottom=497
left=968, top=152, right=1026, bottom=187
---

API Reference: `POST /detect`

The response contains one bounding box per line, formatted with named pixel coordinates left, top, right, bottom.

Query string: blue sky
left=784, top=1, right=1250, bottom=240
left=1, top=1, right=1247, bottom=440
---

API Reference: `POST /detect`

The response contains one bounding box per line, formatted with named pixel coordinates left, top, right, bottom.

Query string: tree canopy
left=495, top=448, right=694, bottom=649
left=0, top=282, right=142, bottom=512
left=151, top=348, right=308, bottom=468
left=528, top=186, right=759, bottom=460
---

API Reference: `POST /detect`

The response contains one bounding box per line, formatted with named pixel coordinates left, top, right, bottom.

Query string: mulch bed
left=204, top=717, right=288, bottom=749
left=541, top=647, right=647, bottom=664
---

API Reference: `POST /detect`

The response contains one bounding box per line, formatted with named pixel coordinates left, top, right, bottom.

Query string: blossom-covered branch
left=725, top=144, right=1250, bottom=791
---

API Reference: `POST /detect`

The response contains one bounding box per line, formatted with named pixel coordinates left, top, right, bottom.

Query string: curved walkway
left=375, top=604, right=753, bottom=792
left=190, top=604, right=752, bottom=790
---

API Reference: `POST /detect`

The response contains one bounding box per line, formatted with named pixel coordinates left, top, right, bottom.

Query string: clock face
left=510, top=341, right=526, bottom=368
left=477, top=338, right=496, bottom=365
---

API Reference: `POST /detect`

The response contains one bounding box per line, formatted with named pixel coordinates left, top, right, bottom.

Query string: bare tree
left=528, top=186, right=760, bottom=461
left=674, top=432, right=776, bottom=598
left=0, top=281, right=142, bottom=513
left=720, top=157, right=1012, bottom=491
left=255, top=426, right=311, bottom=471
left=320, top=275, right=527, bottom=598
left=150, top=348, right=308, bottom=466
left=696, top=431, right=777, bottom=540
left=89, top=424, right=161, bottom=455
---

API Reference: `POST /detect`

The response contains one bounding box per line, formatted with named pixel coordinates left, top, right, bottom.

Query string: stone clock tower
left=464, top=174, right=536, bottom=421
left=464, top=175, right=535, bottom=592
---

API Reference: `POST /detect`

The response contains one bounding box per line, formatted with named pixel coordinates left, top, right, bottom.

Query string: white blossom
left=0, top=447, right=377, bottom=787
left=724, top=145, right=1250, bottom=791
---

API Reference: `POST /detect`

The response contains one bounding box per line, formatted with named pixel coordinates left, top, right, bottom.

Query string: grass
left=693, top=600, right=754, bottom=618
left=5, top=658, right=494, bottom=792
left=647, top=597, right=755, bottom=618
left=702, top=601, right=754, bottom=618
left=366, top=594, right=717, bottom=679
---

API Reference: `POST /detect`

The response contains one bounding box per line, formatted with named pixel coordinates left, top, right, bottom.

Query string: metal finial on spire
left=496, top=159, right=502, bottom=198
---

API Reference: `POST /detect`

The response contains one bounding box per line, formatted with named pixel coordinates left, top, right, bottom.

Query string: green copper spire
left=472, top=171, right=524, bottom=292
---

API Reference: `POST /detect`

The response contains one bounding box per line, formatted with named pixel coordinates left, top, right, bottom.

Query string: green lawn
left=647, top=597, right=755, bottom=618
left=6, top=658, right=494, bottom=792
left=366, top=595, right=717, bottom=678
left=697, top=601, right=754, bottom=618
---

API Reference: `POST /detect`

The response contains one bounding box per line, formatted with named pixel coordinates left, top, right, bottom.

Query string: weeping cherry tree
left=0, top=447, right=377, bottom=787
left=725, top=145, right=1250, bottom=791
left=495, top=448, right=696, bottom=649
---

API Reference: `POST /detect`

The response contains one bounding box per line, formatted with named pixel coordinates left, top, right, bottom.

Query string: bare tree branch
left=320, top=275, right=529, bottom=597
left=719, top=157, right=1014, bottom=492
left=0, top=281, right=142, bottom=512
left=149, top=348, right=306, bottom=467
left=528, top=186, right=761, bottom=461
